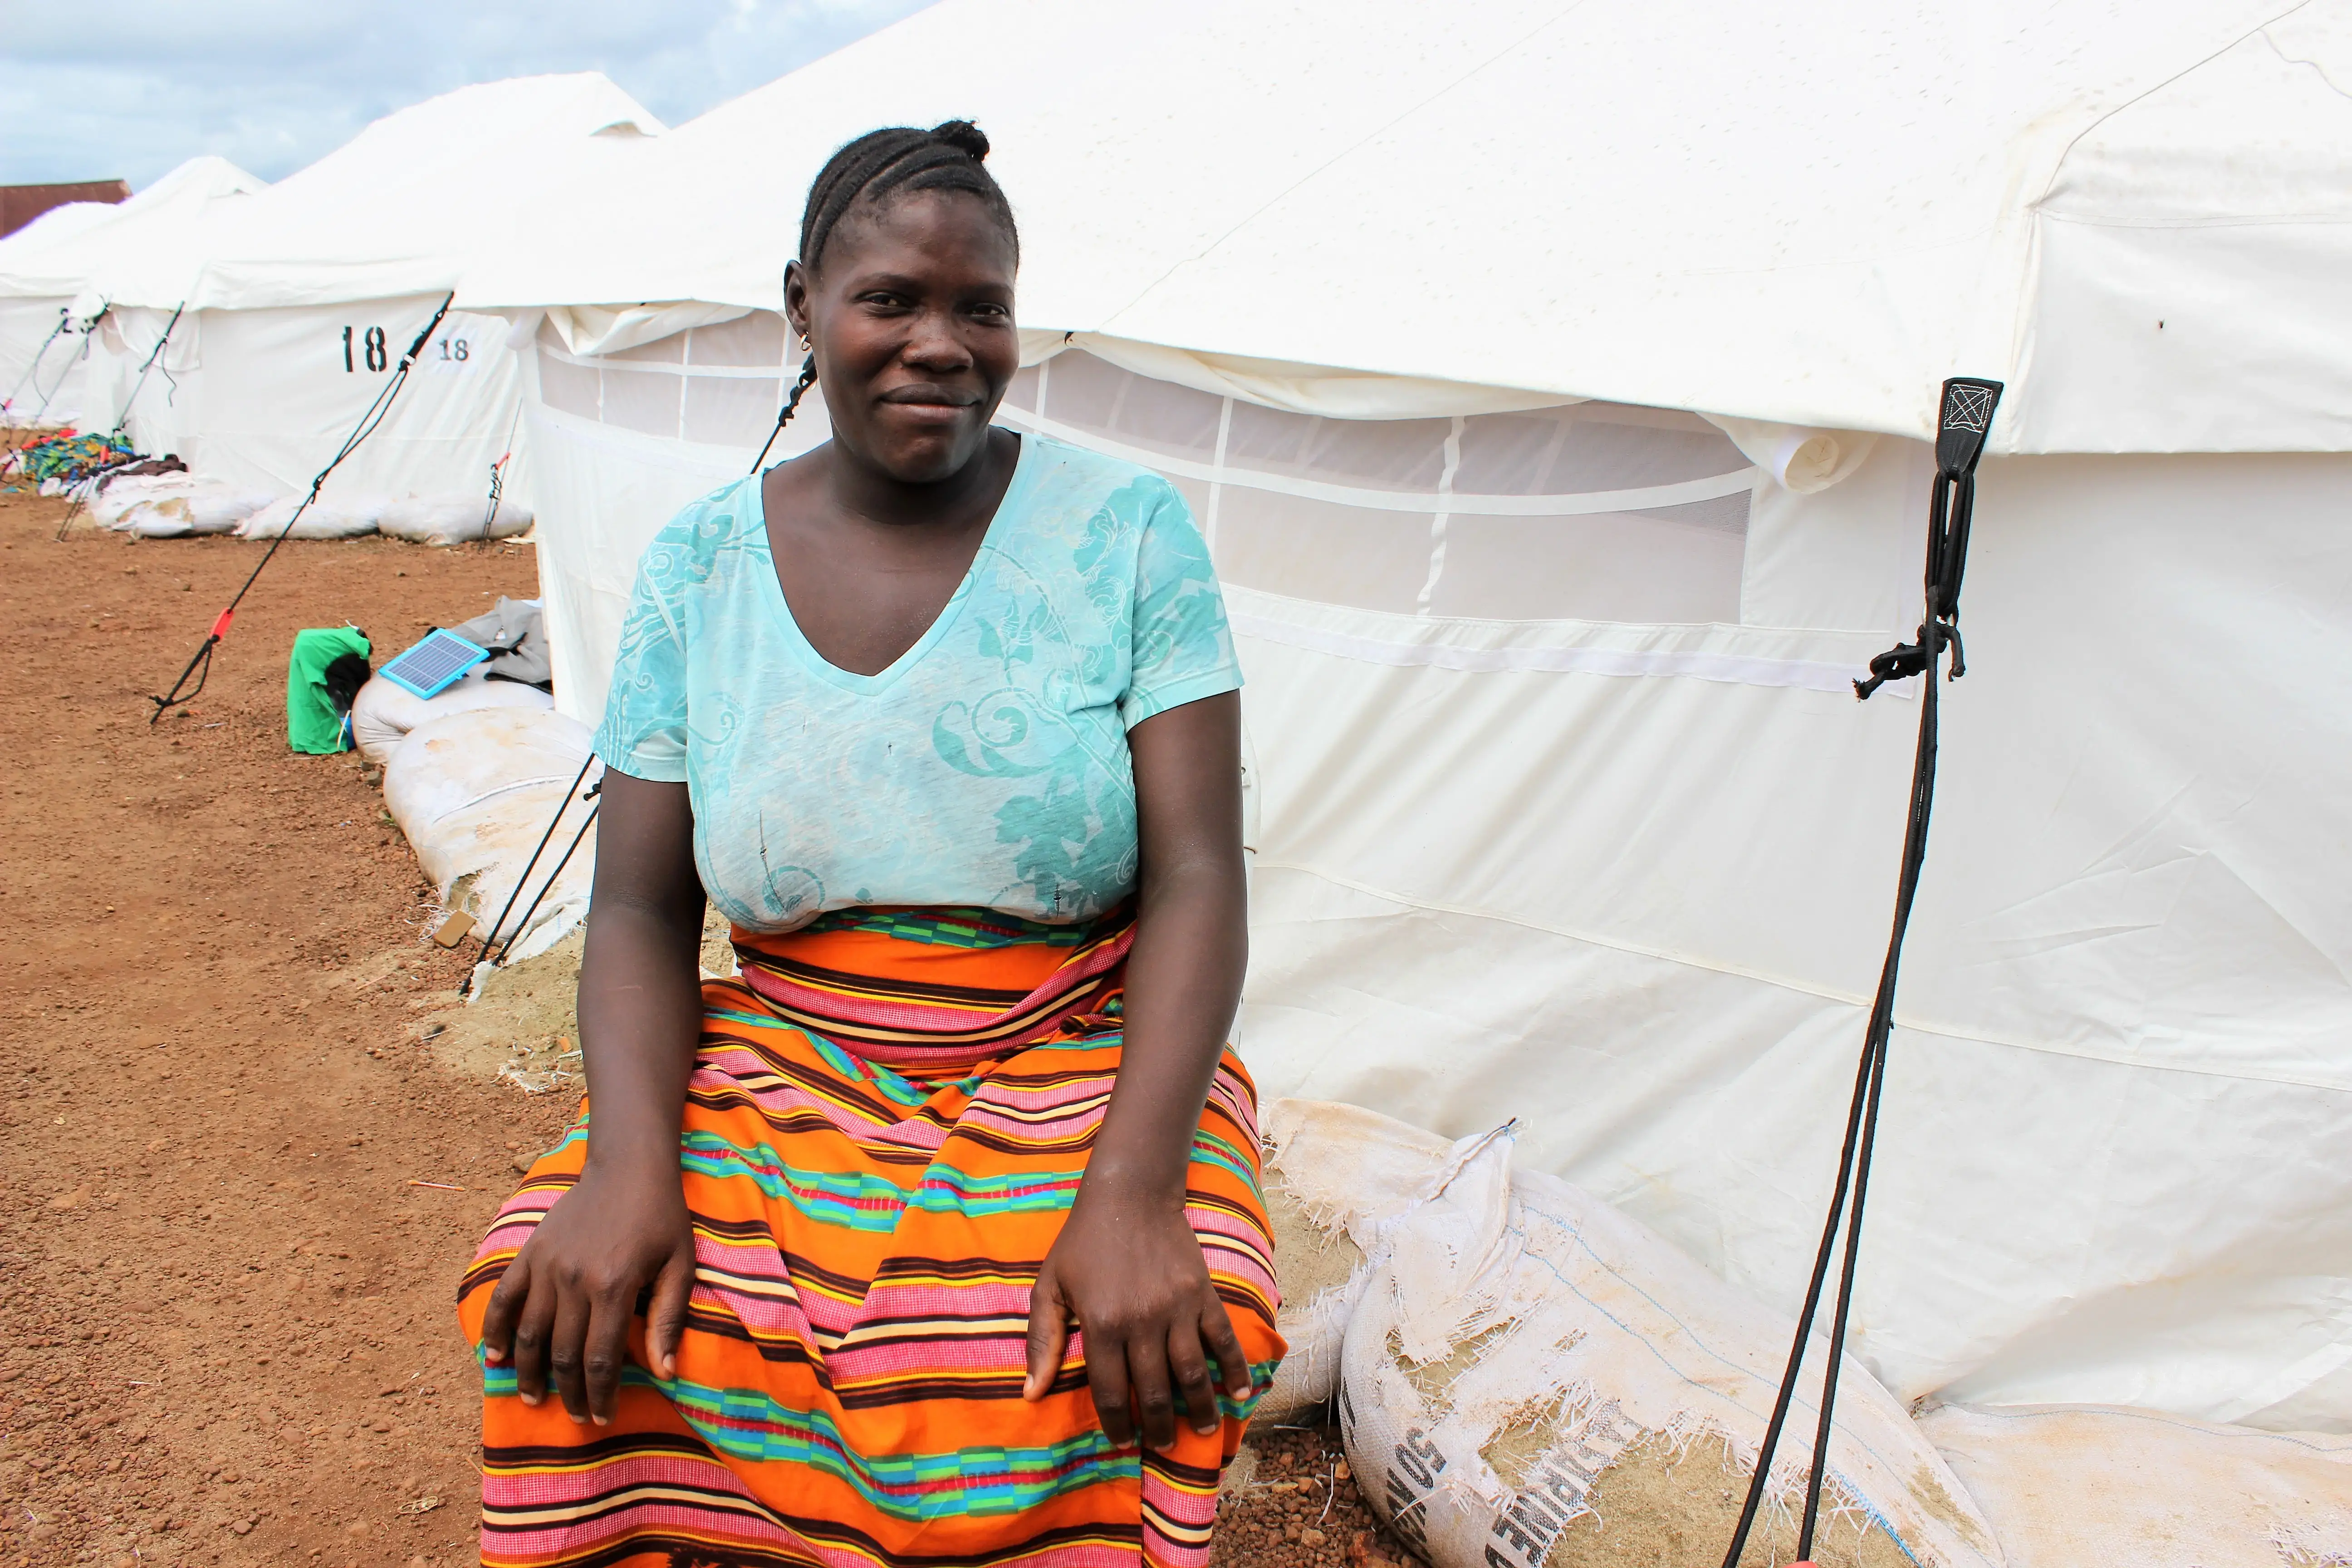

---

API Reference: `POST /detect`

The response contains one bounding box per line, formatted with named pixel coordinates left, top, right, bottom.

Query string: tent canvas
left=472, top=0, right=2352, bottom=1433
left=0, top=157, right=265, bottom=427
left=77, top=76, right=662, bottom=504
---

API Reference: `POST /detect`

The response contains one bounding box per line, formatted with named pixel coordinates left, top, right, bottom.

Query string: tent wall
left=83, top=304, right=202, bottom=458
left=523, top=320, right=2352, bottom=1432
left=1235, top=448, right=2352, bottom=1432
left=87, top=296, right=533, bottom=505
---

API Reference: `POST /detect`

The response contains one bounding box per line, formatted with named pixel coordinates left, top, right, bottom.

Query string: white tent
left=75, top=74, right=662, bottom=507
left=464, top=0, right=2352, bottom=1433
left=0, top=157, right=264, bottom=428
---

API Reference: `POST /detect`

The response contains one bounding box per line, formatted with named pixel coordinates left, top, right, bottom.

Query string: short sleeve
left=1120, top=480, right=1242, bottom=729
left=592, top=552, right=690, bottom=782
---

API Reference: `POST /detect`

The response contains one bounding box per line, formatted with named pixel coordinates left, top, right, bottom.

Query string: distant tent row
left=9, top=0, right=2351, bottom=1436
left=0, top=74, right=661, bottom=513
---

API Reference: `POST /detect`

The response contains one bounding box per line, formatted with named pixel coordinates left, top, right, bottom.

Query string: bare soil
left=0, top=490, right=564, bottom=1567
left=0, top=488, right=1418, bottom=1568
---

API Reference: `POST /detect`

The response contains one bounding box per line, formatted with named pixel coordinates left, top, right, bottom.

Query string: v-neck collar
left=753, top=432, right=1033, bottom=696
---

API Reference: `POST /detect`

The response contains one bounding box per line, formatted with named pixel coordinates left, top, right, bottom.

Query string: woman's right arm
left=478, top=768, right=706, bottom=1426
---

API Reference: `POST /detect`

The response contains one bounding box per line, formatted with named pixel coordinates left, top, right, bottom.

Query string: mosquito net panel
left=1000, top=349, right=1757, bottom=623
left=536, top=312, right=788, bottom=451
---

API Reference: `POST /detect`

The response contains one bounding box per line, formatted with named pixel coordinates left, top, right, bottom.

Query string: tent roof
left=0, top=156, right=265, bottom=302
left=0, top=200, right=122, bottom=264
left=173, top=74, right=663, bottom=312
left=460, top=0, right=2352, bottom=454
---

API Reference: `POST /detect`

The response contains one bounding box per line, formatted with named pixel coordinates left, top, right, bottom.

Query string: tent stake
left=1719, top=376, right=2002, bottom=1568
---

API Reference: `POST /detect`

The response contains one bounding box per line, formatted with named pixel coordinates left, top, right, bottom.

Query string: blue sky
left=0, top=0, right=936, bottom=189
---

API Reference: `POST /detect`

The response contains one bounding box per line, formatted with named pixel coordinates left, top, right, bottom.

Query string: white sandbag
left=1259, top=1098, right=1460, bottom=1420
left=351, top=665, right=553, bottom=764
left=383, top=707, right=600, bottom=963
left=378, top=493, right=534, bottom=546
left=234, top=491, right=392, bottom=540
left=91, top=472, right=200, bottom=528
left=1341, top=1129, right=2003, bottom=1568
left=1920, top=1402, right=2352, bottom=1568
left=108, top=481, right=277, bottom=538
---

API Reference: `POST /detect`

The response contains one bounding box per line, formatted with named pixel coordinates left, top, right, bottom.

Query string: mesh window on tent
left=1000, top=350, right=1758, bottom=625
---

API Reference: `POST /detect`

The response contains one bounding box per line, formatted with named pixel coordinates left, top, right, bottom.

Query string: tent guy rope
left=2, top=305, right=98, bottom=459
left=1719, top=375, right=2003, bottom=1568
left=480, top=398, right=523, bottom=534
left=53, top=303, right=188, bottom=541
left=147, top=293, right=453, bottom=724
left=0, top=307, right=71, bottom=428
left=467, top=749, right=597, bottom=985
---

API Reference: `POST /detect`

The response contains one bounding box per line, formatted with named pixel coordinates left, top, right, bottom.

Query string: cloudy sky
left=0, top=0, right=936, bottom=189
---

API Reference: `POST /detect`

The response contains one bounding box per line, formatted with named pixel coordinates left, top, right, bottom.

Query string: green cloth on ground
left=286, top=627, right=371, bottom=754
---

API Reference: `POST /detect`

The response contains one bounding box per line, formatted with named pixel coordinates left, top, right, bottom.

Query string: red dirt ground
left=0, top=486, right=1410, bottom=1568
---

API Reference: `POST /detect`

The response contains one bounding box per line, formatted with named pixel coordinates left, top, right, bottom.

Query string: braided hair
left=751, top=120, right=1017, bottom=473
left=801, top=119, right=1018, bottom=274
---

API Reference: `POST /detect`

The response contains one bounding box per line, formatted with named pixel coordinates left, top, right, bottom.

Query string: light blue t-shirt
left=594, top=433, right=1241, bottom=933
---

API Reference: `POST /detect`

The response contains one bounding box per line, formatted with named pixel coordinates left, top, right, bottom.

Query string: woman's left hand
left=1023, top=1173, right=1255, bottom=1451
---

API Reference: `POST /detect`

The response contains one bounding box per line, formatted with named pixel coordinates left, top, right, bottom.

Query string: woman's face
left=787, top=190, right=1019, bottom=485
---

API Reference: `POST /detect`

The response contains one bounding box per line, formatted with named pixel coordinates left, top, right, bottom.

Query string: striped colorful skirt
left=457, top=906, right=1284, bottom=1568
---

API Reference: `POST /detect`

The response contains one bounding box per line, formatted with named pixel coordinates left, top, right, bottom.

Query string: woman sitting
left=458, top=120, right=1283, bottom=1568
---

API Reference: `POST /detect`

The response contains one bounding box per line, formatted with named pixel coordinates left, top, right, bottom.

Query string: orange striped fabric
left=457, top=906, right=1283, bottom=1568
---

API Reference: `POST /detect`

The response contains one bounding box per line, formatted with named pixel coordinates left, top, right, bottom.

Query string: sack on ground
left=378, top=493, right=534, bottom=546
left=235, top=491, right=392, bottom=539
left=92, top=474, right=275, bottom=536
left=1340, top=1128, right=2004, bottom=1568
left=382, top=708, right=600, bottom=962
left=1258, top=1098, right=1464, bottom=1421
left=351, top=665, right=553, bottom=764
left=1919, top=1401, right=2352, bottom=1568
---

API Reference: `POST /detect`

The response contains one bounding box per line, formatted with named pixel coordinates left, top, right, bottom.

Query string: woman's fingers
left=1082, top=1329, right=1138, bottom=1449
left=510, top=1274, right=560, bottom=1407
left=1201, top=1285, right=1254, bottom=1399
left=1023, top=1263, right=1073, bottom=1403
left=1166, top=1318, right=1223, bottom=1438
left=548, top=1287, right=594, bottom=1424
left=479, top=1251, right=531, bottom=1366
left=582, top=1284, right=635, bottom=1426
left=1127, top=1330, right=1180, bottom=1452
left=647, top=1238, right=697, bottom=1382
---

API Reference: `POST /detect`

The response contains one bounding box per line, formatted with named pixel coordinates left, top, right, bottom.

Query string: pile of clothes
left=2, top=429, right=140, bottom=491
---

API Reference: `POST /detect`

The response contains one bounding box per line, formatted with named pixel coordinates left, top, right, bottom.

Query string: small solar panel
left=380, top=628, right=488, bottom=699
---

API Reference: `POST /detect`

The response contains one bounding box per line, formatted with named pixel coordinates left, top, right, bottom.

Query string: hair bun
left=928, top=120, right=990, bottom=161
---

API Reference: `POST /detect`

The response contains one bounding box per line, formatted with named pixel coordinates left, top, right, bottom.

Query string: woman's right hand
left=479, top=1158, right=698, bottom=1427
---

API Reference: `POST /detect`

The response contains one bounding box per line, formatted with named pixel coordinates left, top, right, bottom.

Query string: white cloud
left=0, top=0, right=936, bottom=188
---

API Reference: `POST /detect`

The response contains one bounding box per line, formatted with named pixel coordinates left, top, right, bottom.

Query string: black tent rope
left=481, top=397, right=524, bottom=534
left=1718, top=375, right=2002, bottom=1568
left=461, top=337, right=818, bottom=984
left=0, top=308, right=71, bottom=424
left=470, top=750, right=597, bottom=980
left=489, top=789, right=601, bottom=970
left=147, top=293, right=453, bottom=724
left=54, top=303, right=189, bottom=542
left=4, top=304, right=101, bottom=459
left=109, top=301, right=186, bottom=441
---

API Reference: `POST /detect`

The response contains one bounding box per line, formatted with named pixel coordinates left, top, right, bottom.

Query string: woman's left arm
left=1022, top=689, right=1257, bottom=1450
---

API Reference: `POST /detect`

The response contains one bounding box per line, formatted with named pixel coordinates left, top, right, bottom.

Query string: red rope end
left=208, top=608, right=234, bottom=641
